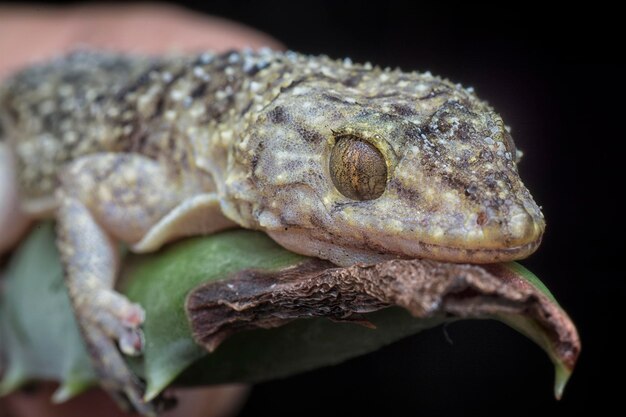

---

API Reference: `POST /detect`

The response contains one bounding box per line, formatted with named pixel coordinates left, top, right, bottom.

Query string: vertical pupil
left=330, top=136, right=387, bottom=200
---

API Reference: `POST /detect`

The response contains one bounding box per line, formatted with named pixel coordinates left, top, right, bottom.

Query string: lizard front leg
left=56, top=153, right=232, bottom=414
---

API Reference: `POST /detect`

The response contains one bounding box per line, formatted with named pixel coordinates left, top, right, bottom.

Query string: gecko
left=0, top=49, right=545, bottom=413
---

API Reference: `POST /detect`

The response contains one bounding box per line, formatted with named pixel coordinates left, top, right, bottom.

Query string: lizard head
left=233, top=60, right=545, bottom=266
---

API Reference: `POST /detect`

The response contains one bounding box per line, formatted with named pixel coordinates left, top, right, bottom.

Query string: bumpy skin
left=0, top=49, right=544, bottom=413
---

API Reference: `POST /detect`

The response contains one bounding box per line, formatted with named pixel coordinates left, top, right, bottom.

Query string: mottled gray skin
left=0, top=49, right=544, bottom=414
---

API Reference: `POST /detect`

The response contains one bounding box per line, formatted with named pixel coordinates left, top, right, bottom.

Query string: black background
left=7, top=2, right=624, bottom=415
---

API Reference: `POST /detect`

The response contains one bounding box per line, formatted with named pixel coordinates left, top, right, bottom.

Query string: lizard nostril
left=476, top=211, right=488, bottom=226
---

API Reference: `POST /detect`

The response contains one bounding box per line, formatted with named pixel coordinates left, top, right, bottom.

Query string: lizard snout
left=474, top=201, right=545, bottom=260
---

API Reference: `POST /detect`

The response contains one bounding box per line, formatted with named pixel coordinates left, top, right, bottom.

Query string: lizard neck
left=113, top=49, right=340, bottom=227
left=180, top=50, right=329, bottom=229
left=186, top=50, right=300, bottom=185
left=148, top=50, right=304, bottom=194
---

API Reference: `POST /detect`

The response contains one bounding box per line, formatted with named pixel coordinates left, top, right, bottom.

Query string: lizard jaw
left=388, top=235, right=544, bottom=264
left=267, top=227, right=543, bottom=268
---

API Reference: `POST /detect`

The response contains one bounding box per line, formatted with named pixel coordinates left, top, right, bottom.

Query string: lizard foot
left=80, top=288, right=146, bottom=355
left=76, top=291, right=176, bottom=414
left=72, top=290, right=166, bottom=414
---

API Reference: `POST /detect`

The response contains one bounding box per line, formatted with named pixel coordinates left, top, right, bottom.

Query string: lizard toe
left=87, top=299, right=146, bottom=355
left=119, top=327, right=145, bottom=356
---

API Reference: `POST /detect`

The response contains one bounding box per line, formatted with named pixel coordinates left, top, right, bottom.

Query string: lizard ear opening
left=329, top=135, right=387, bottom=201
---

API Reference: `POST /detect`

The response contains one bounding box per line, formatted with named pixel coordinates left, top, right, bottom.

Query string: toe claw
left=119, top=328, right=144, bottom=356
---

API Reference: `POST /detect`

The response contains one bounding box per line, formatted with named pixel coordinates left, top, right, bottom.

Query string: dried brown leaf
left=186, top=258, right=579, bottom=397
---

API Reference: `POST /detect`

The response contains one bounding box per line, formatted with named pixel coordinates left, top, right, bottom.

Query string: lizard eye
left=330, top=135, right=387, bottom=200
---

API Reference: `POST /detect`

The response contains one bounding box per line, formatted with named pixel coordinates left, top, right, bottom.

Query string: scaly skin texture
left=0, top=49, right=545, bottom=413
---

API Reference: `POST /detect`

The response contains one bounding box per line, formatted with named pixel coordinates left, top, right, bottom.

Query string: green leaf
left=0, top=222, right=95, bottom=400
left=1, top=222, right=580, bottom=406
left=175, top=308, right=440, bottom=388
left=121, top=230, right=306, bottom=399
left=502, top=261, right=558, bottom=303
left=475, top=262, right=574, bottom=398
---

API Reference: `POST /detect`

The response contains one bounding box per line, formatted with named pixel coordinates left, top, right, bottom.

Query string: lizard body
left=0, top=49, right=544, bottom=413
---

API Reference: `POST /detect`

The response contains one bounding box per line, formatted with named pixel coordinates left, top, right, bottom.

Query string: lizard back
left=0, top=51, right=159, bottom=212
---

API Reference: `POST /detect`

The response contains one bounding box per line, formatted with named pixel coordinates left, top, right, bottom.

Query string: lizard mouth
left=268, top=226, right=543, bottom=268
left=392, top=236, right=544, bottom=264
left=387, top=219, right=545, bottom=264
left=384, top=203, right=546, bottom=264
